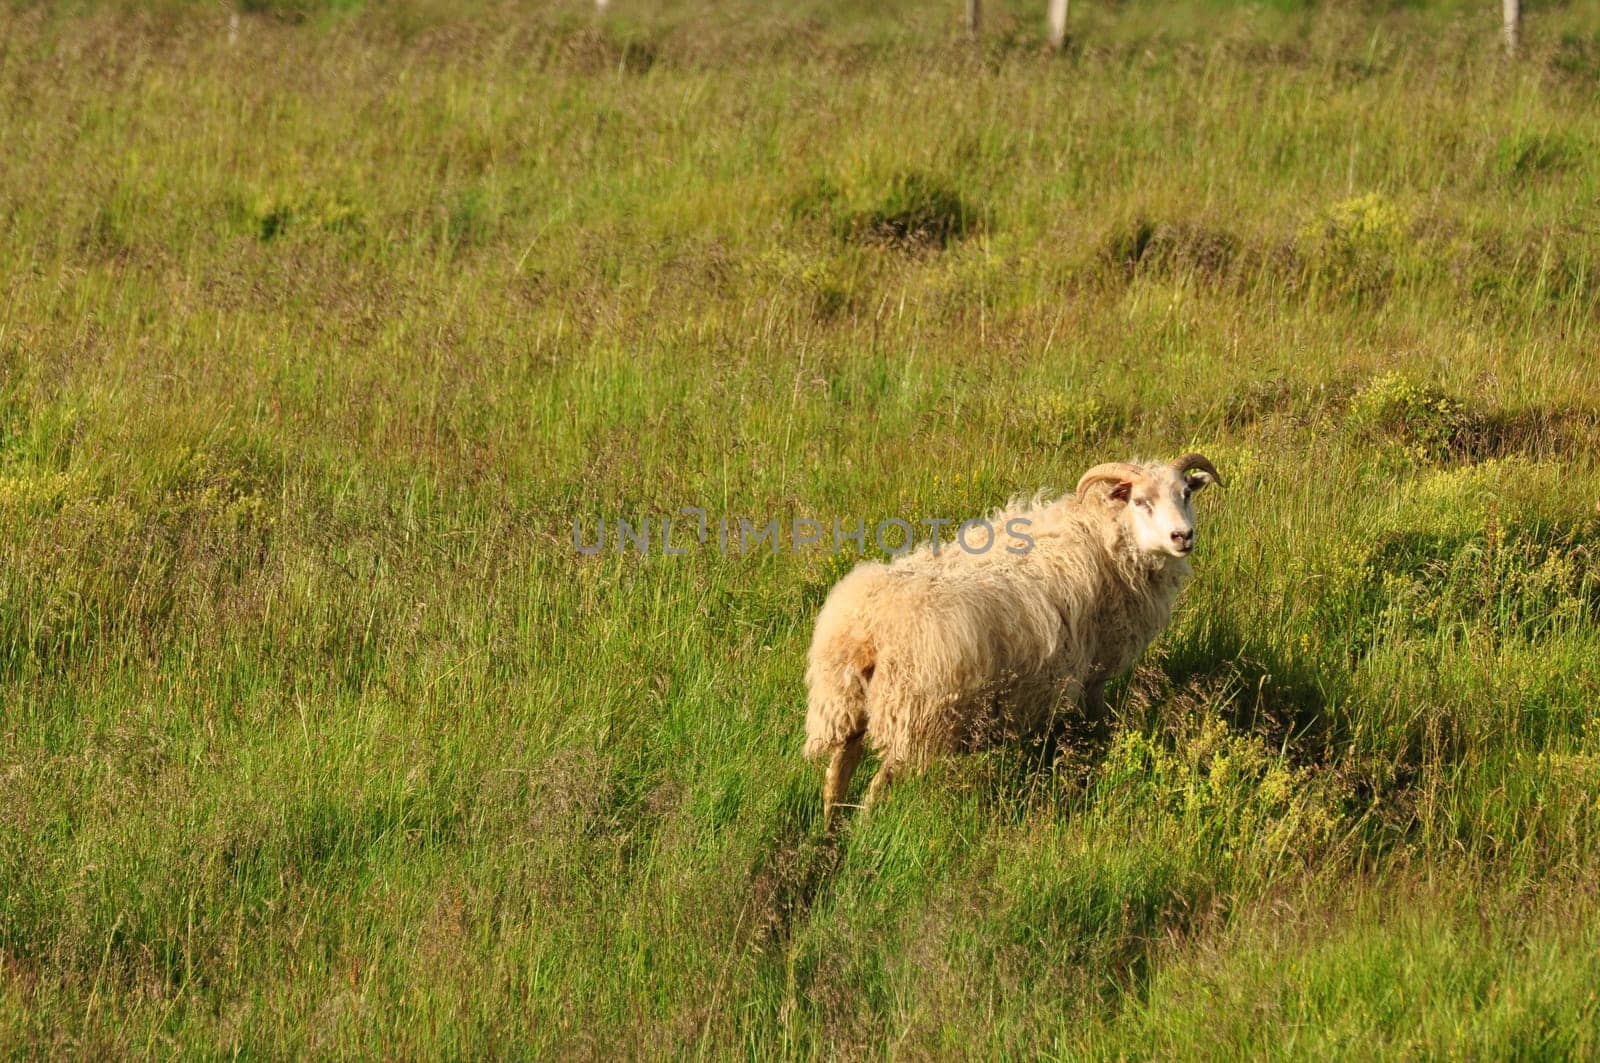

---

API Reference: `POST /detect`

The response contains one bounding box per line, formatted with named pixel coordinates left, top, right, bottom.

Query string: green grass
left=4, top=0, right=1600, bottom=1054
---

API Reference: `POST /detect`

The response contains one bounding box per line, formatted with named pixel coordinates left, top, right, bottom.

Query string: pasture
left=3, top=0, right=1600, bottom=1054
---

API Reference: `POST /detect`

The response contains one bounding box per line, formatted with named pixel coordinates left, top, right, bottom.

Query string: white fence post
left=1503, top=0, right=1519, bottom=55
left=1048, top=0, right=1069, bottom=50
left=966, top=0, right=980, bottom=39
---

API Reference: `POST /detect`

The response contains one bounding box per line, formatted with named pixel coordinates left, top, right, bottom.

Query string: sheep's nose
left=1172, top=529, right=1194, bottom=549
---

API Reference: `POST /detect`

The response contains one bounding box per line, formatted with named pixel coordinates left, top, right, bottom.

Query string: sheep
left=804, top=453, right=1222, bottom=826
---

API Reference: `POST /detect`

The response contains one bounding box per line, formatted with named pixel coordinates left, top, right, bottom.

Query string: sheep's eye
left=1135, top=498, right=1152, bottom=511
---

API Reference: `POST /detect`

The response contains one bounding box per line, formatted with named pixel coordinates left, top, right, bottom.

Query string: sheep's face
left=1078, top=455, right=1221, bottom=564
left=1116, top=467, right=1208, bottom=560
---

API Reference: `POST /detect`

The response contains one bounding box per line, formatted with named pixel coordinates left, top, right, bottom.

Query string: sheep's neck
left=1086, top=533, right=1191, bottom=681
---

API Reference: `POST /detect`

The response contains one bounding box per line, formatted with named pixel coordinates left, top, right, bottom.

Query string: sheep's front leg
left=823, top=734, right=865, bottom=830
left=1084, top=679, right=1108, bottom=718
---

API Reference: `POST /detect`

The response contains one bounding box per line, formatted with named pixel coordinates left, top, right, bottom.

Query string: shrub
left=1298, top=192, right=1406, bottom=299
left=233, top=187, right=363, bottom=242
left=1347, top=372, right=1476, bottom=462
left=1096, top=215, right=1241, bottom=285
left=838, top=171, right=982, bottom=252
left=1497, top=131, right=1582, bottom=180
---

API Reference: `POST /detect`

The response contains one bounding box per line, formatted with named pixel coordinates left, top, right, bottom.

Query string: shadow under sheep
left=1150, top=615, right=1341, bottom=763
left=745, top=615, right=1352, bottom=957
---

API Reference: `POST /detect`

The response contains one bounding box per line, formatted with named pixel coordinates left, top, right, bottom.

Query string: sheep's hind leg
left=823, top=734, right=866, bottom=830
left=863, top=759, right=897, bottom=811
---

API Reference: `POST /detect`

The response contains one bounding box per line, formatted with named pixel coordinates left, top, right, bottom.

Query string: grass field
left=4, top=0, right=1600, bottom=1055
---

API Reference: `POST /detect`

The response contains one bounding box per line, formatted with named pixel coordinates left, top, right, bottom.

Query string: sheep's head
left=1076, top=454, right=1222, bottom=562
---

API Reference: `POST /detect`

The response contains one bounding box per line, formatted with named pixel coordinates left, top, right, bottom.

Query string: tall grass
left=3, top=0, right=1600, bottom=1054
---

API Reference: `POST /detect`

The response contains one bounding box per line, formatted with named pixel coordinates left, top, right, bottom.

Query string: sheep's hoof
left=822, top=801, right=865, bottom=833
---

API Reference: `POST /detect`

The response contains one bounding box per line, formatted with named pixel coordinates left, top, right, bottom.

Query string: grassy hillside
left=4, top=0, right=1600, bottom=1055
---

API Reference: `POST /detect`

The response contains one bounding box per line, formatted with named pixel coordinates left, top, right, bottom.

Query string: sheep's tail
left=803, top=574, right=882, bottom=760
left=804, top=649, right=873, bottom=759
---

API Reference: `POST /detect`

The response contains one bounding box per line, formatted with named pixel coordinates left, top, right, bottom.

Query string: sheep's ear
left=1109, top=480, right=1133, bottom=503
left=1184, top=470, right=1216, bottom=492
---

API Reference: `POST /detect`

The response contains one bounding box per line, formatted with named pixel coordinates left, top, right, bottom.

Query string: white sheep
left=804, top=454, right=1222, bottom=825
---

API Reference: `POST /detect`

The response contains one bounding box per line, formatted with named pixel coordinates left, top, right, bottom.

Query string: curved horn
left=1171, top=453, right=1223, bottom=487
left=1075, top=462, right=1146, bottom=499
